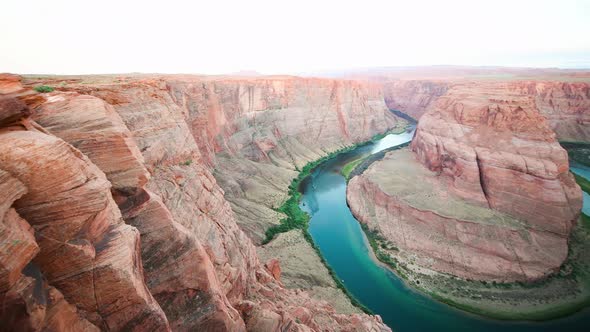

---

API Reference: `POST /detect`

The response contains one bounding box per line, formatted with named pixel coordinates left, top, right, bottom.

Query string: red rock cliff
left=164, top=77, right=396, bottom=165
left=381, top=78, right=590, bottom=142
left=382, top=80, right=450, bottom=119
left=411, top=82, right=582, bottom=233
left=348, top=81, right=583, bottom=282
left=0, top=77, right=168, bottom=331
left=512, top=81, right=590, bottom=142
left=1, top=74, right=392, bottom=331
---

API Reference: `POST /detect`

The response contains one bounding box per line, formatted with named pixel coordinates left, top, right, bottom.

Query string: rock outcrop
left=67, top=76, right=400, bottom=243
left=1, top=74, right=392, bottom=331
left=380, top=78, right=590, bottom=142
left=165, top=77, right=399, bottom=243
left=411, top=82, right=582, bottom=232
left=32, top=89, right=244, bottom=330
left=348, top=81, right=583, bottom=282
left=513, top=81, right=590, bottom=142
left=0, top=79, right=165, bottom=331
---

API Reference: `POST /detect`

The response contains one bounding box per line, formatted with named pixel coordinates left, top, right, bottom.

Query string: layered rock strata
left=32, top=90, right=243, bottom=330
left=513, top=82, right=590, bottom=142
left=63, top=76, right=401, bottom=243
left=381, top=79, right=590, bottom=142
left=348, top=82, right=583, bottom=282
left=1, top=74, right=391, bottom=331
left=166, top=77, right=400, bottom=242
left=0, top=80, right=166, bottom=331
left=382, top=80, right=449, bottom=120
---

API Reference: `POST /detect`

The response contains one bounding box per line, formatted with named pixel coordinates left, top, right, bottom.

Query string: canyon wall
left=1, top=74, right=392, bottom=331
left=348, top=81, right=583, bottom=282
left=411, top=82, right=582, bottom=232
left=5, top=69, right=584, bottom=329
left=381, top=79, right=590, bottom=142
left=512, top=82, right=590, bottom=142
left=162, top=77, right=400, bottom=242
left=62, top=76, right=400, bottom=242
left=0, top=78, right=167, bottom=331
left=164, top=78, right=393, bottom=166
left=382, top=80, right=449, bottom=120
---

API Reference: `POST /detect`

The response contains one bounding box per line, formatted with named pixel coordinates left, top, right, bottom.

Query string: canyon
left=1, top=67, right=589, bottom=331
left=0, top=73, right=398, bottom=331
left=379, top=72, right=590, bottom=142
left=347, top=76, right=590, bottom=318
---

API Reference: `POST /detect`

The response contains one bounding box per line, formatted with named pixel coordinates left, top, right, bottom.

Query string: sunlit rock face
left=411, top=82, right=582, bottom=232
left=348, top=81, right=583, bottom=282
left=166, top=77, right=396, bottom=164
left=0, top=78, right=169, bottom=331
left=32, top=89, right=244, bottom=330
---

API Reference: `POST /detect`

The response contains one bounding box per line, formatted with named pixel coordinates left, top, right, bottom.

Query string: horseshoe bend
left=348, top=80, right=590, bottom=321
left=1, top=68, right=590, bottom=331
left=2, top=2, right=590, bottom=331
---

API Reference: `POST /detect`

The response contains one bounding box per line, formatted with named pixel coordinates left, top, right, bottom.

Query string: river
left=299, top=129, right=590, bottom=331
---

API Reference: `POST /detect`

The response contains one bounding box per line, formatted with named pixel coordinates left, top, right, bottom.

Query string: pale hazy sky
left=1, top=0, right=589, bottom=75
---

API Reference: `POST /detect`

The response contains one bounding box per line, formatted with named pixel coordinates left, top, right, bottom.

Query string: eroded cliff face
left=0, top=78, right=167, bottom=331
left=382, top=80, right=449, bottom=120
left=1, top=74, right=392, bottom=331
left=411, top=82, right=582, bottom=233
left=381, top=79, right=590, bottom=142
left=348, top=81, right=583, bottom=282
left=512, top=81, right=590, bottom=142
left=164, top=77, right=399, bottom=242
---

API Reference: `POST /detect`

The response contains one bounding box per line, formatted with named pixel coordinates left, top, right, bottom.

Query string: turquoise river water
left=299, top=129, right=590, bottom=331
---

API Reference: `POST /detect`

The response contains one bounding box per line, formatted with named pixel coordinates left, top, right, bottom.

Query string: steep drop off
left=349, top=81, right=583, bottom=282
left=382, top=80, right=449, bottom=120
left=381, top=79, right=590, bottom=142
left=0, top=74, right=394, bottom=331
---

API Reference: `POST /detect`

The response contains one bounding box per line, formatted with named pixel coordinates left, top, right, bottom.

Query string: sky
left=1, top=0, right=589, bottom=75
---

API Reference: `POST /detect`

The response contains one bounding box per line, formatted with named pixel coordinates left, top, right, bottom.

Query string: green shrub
left=260, top=130, right=414, bottom=314
left=34, top=85, right=54, bottom=93
left=341, top=158, right=365, bottom=179
left=573, top=173, right=590, bottom=194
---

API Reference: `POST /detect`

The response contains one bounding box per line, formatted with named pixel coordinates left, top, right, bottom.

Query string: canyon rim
left=2, top=1, right=590, bottom=331
left=1, top=67, right=589, bottom=331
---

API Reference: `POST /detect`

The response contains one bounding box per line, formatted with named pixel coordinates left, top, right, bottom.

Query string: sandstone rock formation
left=257, top=230, right=362, bottom=315
left=0, top=78, right=169, bottom=331
left=380, top=78, right=590, bottom=142
left=65, top=76, right=400, bottom=243
left=411, top=82, right=582, bottom=232
left=4, top=67, right=587, bottom=330
left=513, top=81, right=590, bottom=142
left=348, top=81, right=583, bottom=282
left=165, top=77, right=399, bottom=243
left=382, top=80, right=449, bottom=120
left=1, top=74, right=391, bottom=331
left=31, top=89, right=243, bottom=330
